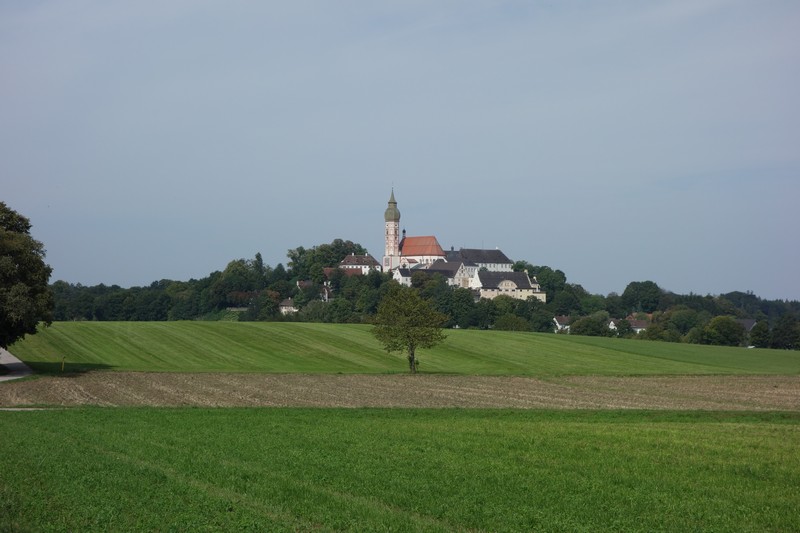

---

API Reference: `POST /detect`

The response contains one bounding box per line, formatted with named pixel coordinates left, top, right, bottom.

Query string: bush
left=494, top=314, right=530, bottom=332
left=702, top=316, right=746, bottom=346
left=570, top=312, right=613, bottom=337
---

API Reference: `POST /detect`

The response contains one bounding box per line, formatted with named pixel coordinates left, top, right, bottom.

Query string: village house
left=338, top=253, right=381, bottom=275
left=553, top=315, right=571, bottom=333
left=279, top=298, right=298, bottom=315
left=627, top=319, right=650, bottom=334
left=607, top=318, right=650, bottom=335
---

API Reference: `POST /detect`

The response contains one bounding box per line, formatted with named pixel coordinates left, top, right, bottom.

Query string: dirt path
left=1, top=372, right=798, bottom=410
left=0, top=348, right=33, bottom=382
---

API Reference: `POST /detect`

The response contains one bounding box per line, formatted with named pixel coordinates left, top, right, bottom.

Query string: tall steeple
left=383, top=189, right=401, bottom=271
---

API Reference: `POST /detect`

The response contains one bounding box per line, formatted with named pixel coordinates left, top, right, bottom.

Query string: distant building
left=606, top=318, right=649, bottom=334
left=399, top=234, right=446, bottom=267
left=477, top=271, right=546, bottom=302
left=279, top=298, right=298, bottom=315
left=338, top=253, right=381, bottom=275
left=380, top=190, right=547, bottom=302
left=423, top=259, right=473, bottom=288
left=554, top=315, right=571, bottom=333
left=446, top=248, right=514, bottom=273
left=393, top=259, right=472, bottom=289
left=383, top=190, right=402, bottom=271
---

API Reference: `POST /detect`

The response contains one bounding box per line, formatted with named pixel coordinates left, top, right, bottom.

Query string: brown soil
left=1, top=373, right=798, bottom=410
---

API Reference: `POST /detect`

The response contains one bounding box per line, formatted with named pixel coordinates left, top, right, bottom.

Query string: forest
left=49, top=239, right=800, bottom=350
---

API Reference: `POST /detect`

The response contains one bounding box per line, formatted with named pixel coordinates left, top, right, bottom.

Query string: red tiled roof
left=399, top=236, right=445, bottom=257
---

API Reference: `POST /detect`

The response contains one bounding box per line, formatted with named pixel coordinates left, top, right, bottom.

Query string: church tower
left=383, top=189, right=401, bottom=271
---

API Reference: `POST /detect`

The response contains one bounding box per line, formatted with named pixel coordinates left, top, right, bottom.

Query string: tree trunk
left=407, top=346, right=416, bottom=374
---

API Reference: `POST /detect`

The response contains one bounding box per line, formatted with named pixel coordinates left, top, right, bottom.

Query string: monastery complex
left=378, top=190, right=546, bottom=302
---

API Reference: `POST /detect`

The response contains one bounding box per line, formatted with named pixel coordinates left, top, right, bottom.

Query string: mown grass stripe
left=10, top=322, right=799, bottom=375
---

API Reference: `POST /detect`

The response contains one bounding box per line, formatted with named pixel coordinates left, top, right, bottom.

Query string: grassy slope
left=2, top=409, right=798, bottom=532
left=9, top=321, right=800, bottom=375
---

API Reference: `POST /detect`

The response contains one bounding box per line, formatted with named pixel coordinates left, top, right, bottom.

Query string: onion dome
left=384, top=190, right=401, bottom=222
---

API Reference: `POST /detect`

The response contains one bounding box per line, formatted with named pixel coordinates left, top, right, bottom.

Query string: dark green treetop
left=0, top=202, right=54, bottom=348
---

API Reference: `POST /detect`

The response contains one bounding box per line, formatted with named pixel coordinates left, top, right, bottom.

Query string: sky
left=2, top=0, right=799, bottom=301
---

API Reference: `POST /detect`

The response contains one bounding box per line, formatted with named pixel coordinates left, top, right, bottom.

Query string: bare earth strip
left=1, top=373, right=798, bottom=410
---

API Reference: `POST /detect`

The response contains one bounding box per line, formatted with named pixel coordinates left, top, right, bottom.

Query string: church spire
left=384, top=189, right=400, bottom=222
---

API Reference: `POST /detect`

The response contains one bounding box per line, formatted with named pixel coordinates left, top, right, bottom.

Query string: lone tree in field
left=0, top=202, right=54, bottom=348
left=372, top=285, right=447, bottom=373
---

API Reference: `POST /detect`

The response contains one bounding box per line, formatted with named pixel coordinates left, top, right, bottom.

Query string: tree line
left=51, top=239, right=381, bottom=323
left=46, top=239, right=800, bottom=350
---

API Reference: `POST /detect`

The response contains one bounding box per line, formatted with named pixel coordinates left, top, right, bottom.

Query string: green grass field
left=9, top=321, right=800, bottom=375
left=5, top=322, right=799, bottom=531
left=1, top=409, right=798, bottom=532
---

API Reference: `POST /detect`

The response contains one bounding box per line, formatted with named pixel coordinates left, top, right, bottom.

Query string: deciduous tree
left=613, top=318, right=634, bottom=338
left=0, top=203, right=54, bottom=347
left=287, top=239, right=368, bottom=283
left=621, top=281, right=662, bottom=313
left=749, top=320, right=770, bottom=348
left=528, top=266, right=566, bottom=302
left=702, top=316, right=746, bottom=346
left=570, top=311, right=612, bottom=337
left=372, top=285, right=447, bottom=373
left=770, top=315, right=800, bottom=350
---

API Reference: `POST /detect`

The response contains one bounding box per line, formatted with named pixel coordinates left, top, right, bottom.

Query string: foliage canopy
left=0, top=202, right=53, bottom=348
left=372, top=284, right=447, bottom=373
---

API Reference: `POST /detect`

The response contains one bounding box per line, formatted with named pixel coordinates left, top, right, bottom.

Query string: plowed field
left=2, top=373, right=798, bottom=410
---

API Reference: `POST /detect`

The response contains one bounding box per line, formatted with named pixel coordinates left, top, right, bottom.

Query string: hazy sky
left=2, top=1, right=799, bottom=301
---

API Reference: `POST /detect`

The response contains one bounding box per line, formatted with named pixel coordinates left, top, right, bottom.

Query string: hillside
left=10, top=322, right=800, bottom=375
